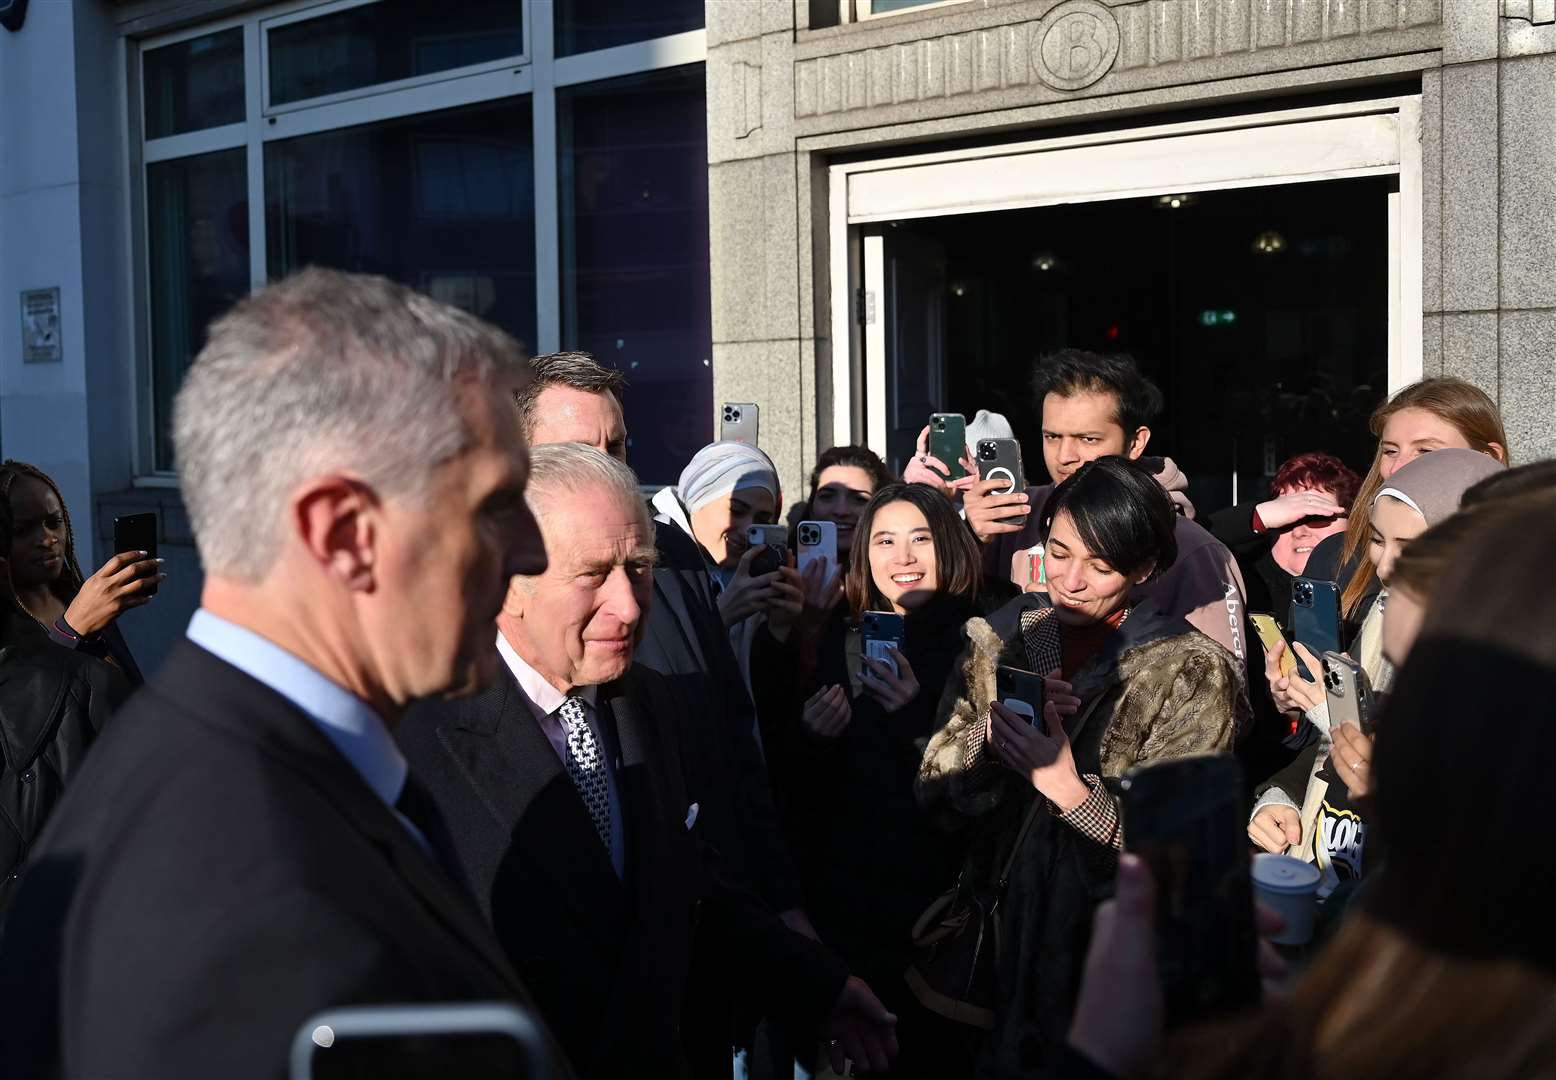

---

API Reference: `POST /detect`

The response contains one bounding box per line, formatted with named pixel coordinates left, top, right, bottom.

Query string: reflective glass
left=265, top=99, right=536, bottom=354
left=555, top=0, right=702, bottom=57
left=268, top=0, right=523, bottom=106
left=147, top=149, right=251, bottom=470
left=143, top=27, right=245, bottom=139
left=559, top=66, right=711, bottom=483
left=868, top=0, right=952, bottom=11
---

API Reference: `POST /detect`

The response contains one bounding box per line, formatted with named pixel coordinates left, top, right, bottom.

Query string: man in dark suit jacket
left=0, top=269, right=569, bottom=1079
left=512, top=353, right=816, bottom=1077
left=400, top=443, right=898, bottom=1080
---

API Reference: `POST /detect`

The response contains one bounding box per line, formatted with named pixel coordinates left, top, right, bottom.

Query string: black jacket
left=0, top=639, right=128, bottom=917
left=398, top=661, right=849, bottom=1080
left=786, top=595, right=985, bottom=978
left=635, top=522, right=801, bottom=910
left=0, top=641, right=558, bottom=1080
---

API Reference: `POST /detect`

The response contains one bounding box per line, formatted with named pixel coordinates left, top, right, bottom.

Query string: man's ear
left=291, top=476, right=378, bottom=592
left=499, top=572, right=534, bottom=619
left=1131, top=560, right=1157, bottom=588
left=1126, top=425, right=1152, bottom=460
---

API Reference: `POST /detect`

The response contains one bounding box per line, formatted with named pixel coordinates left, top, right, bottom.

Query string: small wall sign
left=21, top=287, right=62, bottom=364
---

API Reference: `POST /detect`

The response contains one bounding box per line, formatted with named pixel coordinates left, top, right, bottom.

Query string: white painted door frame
left=828, top=97, right=1424, bottom=456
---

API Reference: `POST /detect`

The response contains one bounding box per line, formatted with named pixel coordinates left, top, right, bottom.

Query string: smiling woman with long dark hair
left=917, top=456, right=1247, bottom=1074
left=780, top=482, right=1012, bottom=1078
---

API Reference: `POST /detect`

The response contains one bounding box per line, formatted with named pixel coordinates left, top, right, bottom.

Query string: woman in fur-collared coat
left=916, top=458, right=1247, bottom=1078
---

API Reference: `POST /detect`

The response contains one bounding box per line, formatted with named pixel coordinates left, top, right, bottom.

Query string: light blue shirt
left=186, top=610, right=409, bottom=813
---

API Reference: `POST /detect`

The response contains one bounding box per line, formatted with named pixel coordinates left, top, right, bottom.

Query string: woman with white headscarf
left=652, top=441, right=806, bottom=696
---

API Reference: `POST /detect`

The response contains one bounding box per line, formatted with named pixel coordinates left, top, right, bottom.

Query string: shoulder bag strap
left=994, top=689, right=1111, bottom=894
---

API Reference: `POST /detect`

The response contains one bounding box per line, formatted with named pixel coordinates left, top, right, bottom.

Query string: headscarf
left=674, top=441, right=780, bottom=514
left=1375, top=448, right=1506, bottom=528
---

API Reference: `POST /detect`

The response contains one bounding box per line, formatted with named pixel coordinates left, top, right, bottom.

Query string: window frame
left=844, top=0, right=973, bottom=24
left=127, top=1, right=707, bottom=482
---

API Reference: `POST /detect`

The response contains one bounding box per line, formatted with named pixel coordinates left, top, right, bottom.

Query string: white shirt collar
left=186, top=609, right=408, bottom=808
left=495, top=631, right=599, bottom=714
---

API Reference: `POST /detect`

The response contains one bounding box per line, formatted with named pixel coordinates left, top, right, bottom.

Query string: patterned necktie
left=557, top=695, right=611, bottom=851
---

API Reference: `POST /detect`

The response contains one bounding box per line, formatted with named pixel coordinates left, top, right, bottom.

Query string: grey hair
left=513, top=352, right=628, bottom=438
left=525, top=442, right=653, bottom=539
left=173, top=267, right=528, bottom=582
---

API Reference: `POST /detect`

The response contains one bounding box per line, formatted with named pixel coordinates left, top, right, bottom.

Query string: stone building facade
left=705, top=0, right=1556, bottom=497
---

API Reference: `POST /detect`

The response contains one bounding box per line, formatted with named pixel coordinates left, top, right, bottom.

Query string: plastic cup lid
left=1251, top=853, right=1323, bottom=893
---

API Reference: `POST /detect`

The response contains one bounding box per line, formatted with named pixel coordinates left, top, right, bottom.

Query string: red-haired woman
left=1207, top=452, right=1364, bottom=633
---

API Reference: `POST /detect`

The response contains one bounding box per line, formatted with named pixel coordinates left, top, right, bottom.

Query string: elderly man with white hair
left=400, top=442, right=899, bottom=1080
left=0, top=268, right=566, bottom=1078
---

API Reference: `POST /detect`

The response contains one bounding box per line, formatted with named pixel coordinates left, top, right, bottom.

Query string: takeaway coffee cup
left=1251, top=853, right=1322, bottom=946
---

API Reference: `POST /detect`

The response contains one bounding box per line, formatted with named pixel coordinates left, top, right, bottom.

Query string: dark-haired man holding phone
left=962, top=349, right=1249, bottom=663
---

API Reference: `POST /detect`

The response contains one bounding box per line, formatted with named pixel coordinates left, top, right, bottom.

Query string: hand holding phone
left=1321, top=651, right=1375, bottom=735
left=1249, top=614, right=1297, bottom=678
left=746, top=524, right=789, bottom=577
left=63, top=513, right=164, bottom=637
left=986, top=698, right=1088, bottom=808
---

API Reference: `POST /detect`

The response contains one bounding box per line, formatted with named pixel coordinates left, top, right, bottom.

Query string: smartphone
left=996, top=665, right=1047, bottom=731
left=721, top=402, right=759, bottom=446
left=796, top=520, right=839, bottom=577
left=976, top=439, right=1027, bottom=526
left=746, top=523, right=788, bottom=577
left=859, top=610, right=905, bottom=679
left=1321, top=651, right=1376, bottom=736
left=290, top=1002, right=555, bottom=1080
left=113, top=512, right=159, bottom=597
left=1121, top=754, right=1262, bottom=1028
left=1249, top=614, right=1298, bottom=678
left=928, top=413, right=969, bottom=481
left=1289, top=578, right=1341, bottom=681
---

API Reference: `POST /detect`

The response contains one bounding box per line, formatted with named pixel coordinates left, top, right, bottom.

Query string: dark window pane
left=265, top=99, right=536, bottom=355
left=148, top=149, right=250, bottom=470
left=143, top=28, right=245, bottom=139
left=269, top=0, right=523, bottom=106
left=556, top=0, right=702, bottom=57
left=559, top=66, right=710, bottom=483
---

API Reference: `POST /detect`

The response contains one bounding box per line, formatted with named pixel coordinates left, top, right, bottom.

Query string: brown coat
left=916, top=595, right=1247, bottom=1076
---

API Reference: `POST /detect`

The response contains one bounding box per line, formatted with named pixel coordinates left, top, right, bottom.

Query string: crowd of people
left=0, top=266, right=1552, bottom=1080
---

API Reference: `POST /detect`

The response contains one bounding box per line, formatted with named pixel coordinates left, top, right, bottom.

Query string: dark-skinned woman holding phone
left=0, top=461, right=161, bottom=683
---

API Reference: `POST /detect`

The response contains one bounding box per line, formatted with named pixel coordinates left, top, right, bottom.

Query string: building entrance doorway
left=832, top=98, right=1423, bottom=518
left=872, top=176, right=1390, bottom=514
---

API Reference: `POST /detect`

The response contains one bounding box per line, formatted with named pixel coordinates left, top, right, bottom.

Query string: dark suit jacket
left=0, top=641, right=565, bottom=1080
left=399, top=661, right=848, bottom=1080
left=636, top=523, right=801, bottom=910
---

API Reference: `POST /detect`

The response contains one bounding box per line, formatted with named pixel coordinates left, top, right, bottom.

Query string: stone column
left=705, top=1, right=815, bottom=501
left=1429, top=0, right=1556, bottom=460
